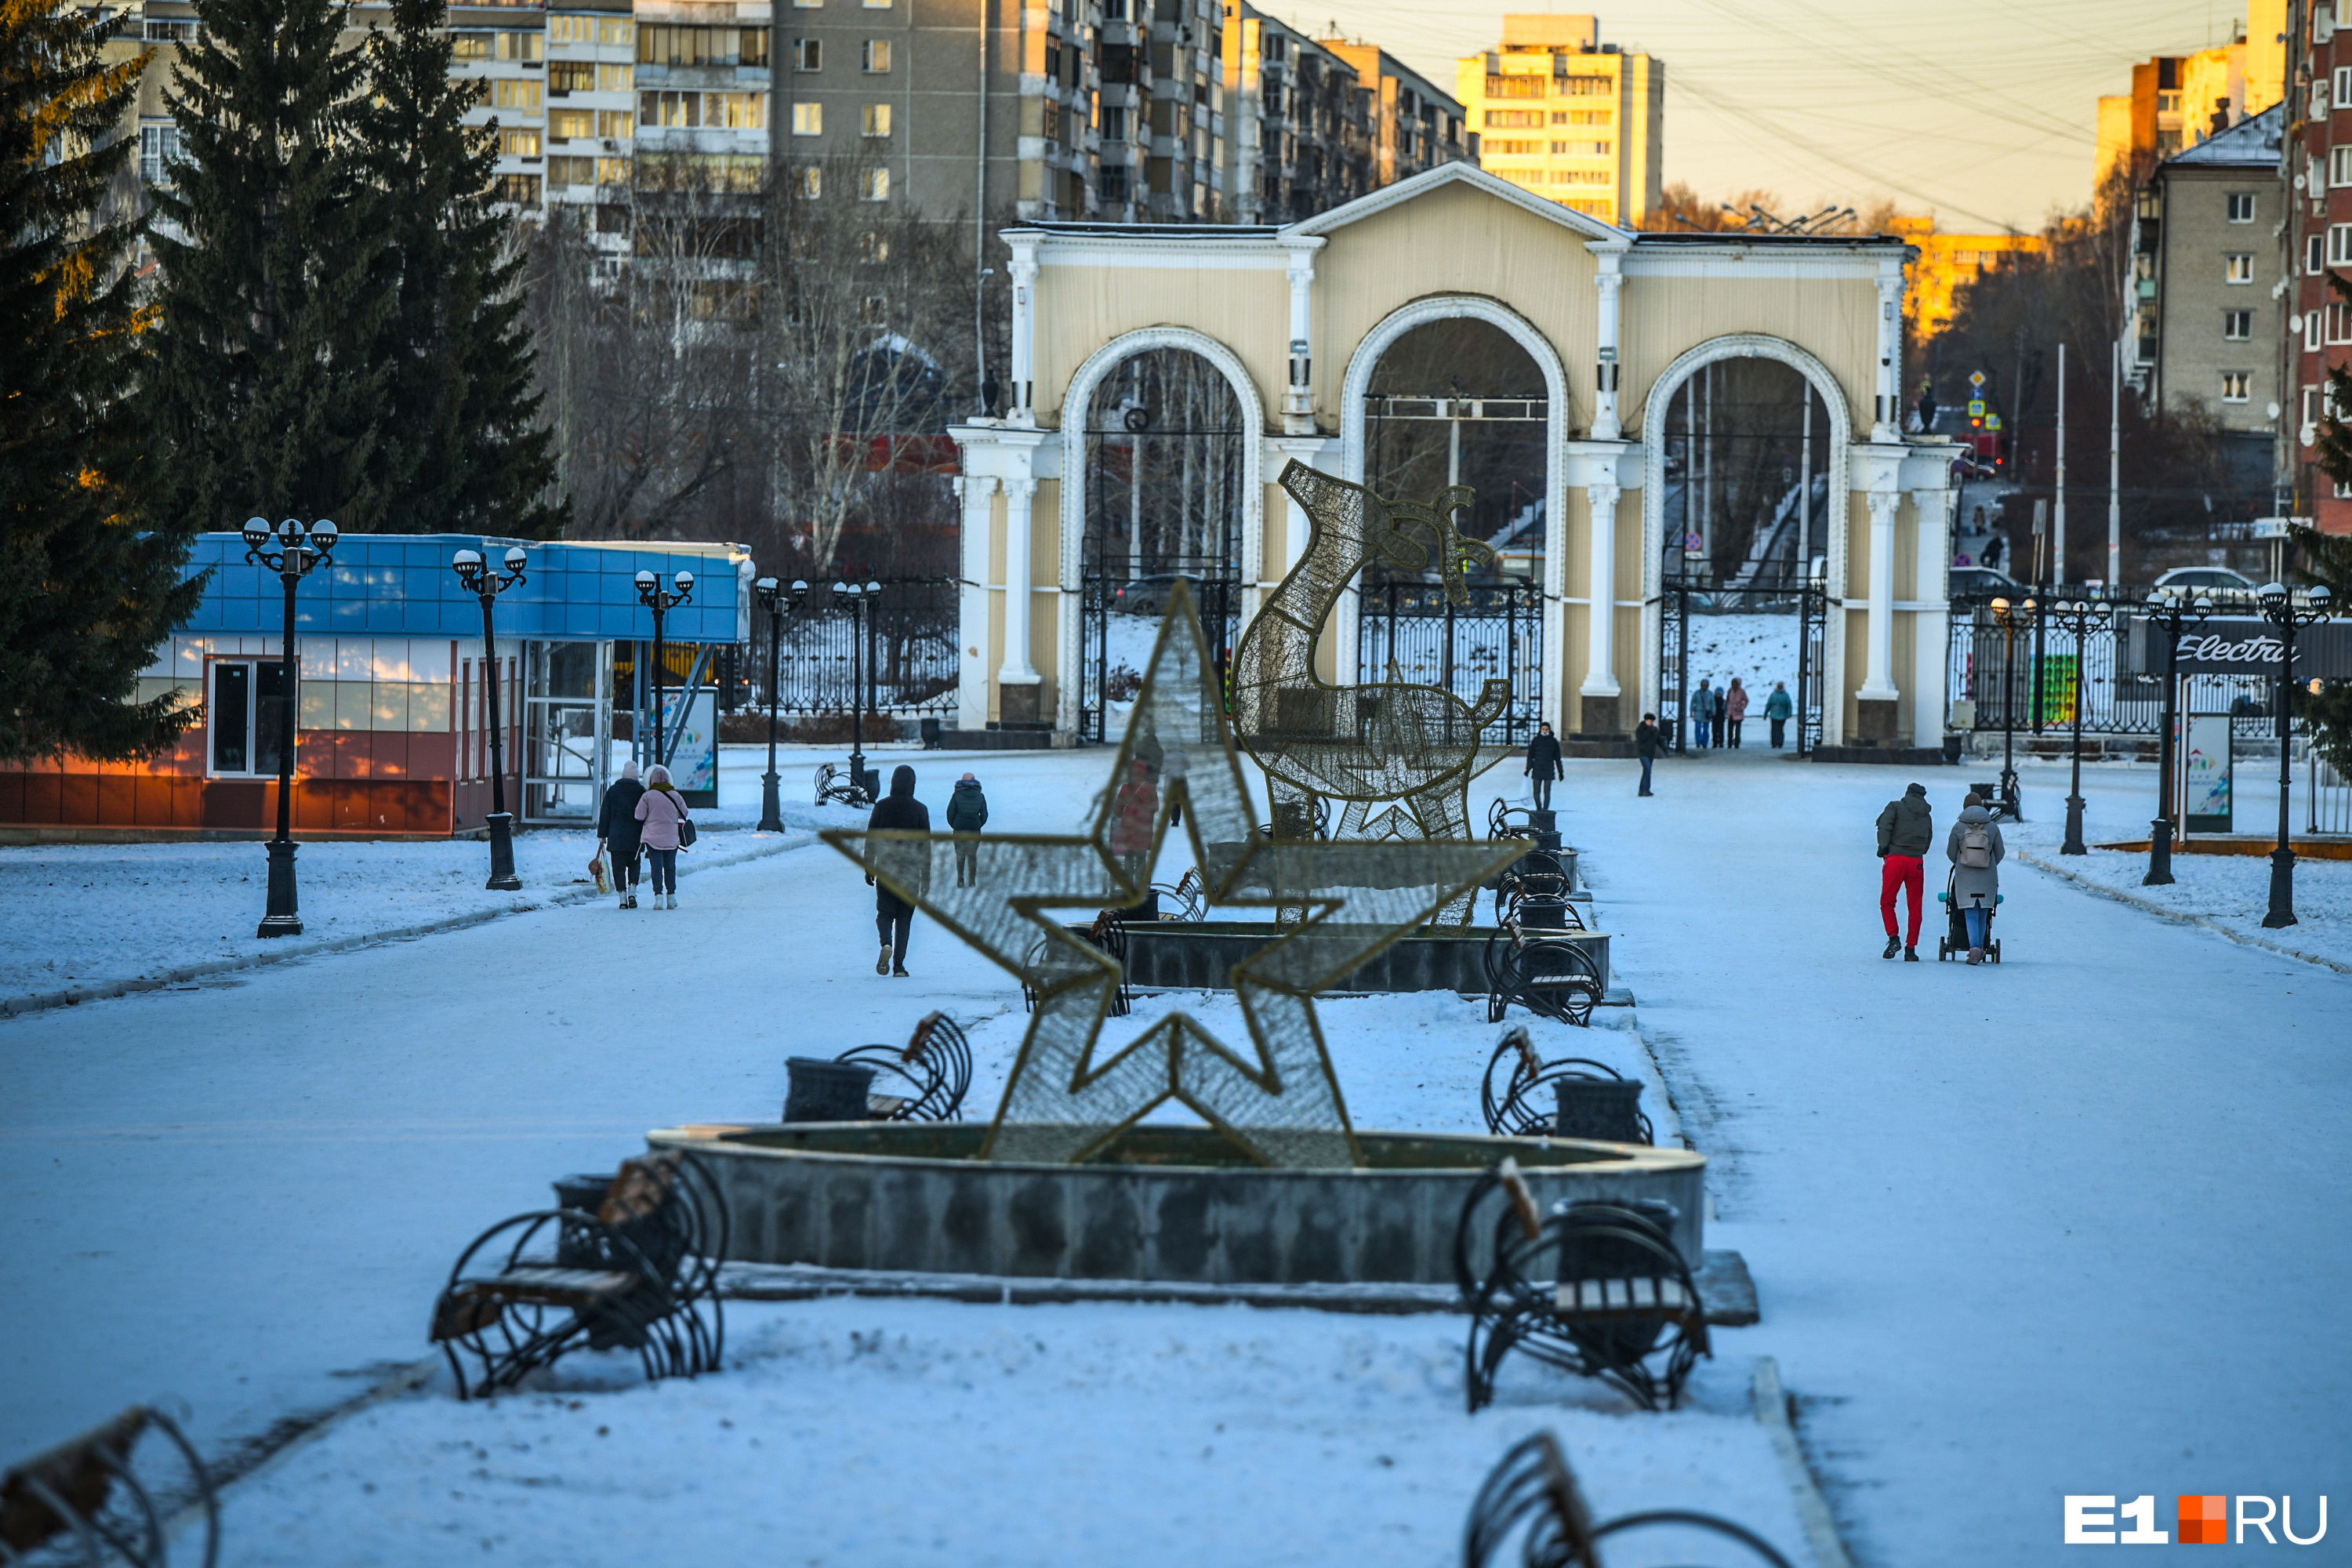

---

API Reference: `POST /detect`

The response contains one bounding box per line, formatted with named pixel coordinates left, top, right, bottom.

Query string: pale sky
left=1299, top=0, right=2247, bottom=232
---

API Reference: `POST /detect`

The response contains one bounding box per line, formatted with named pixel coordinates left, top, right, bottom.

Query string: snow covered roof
left=2163, top=101, right=2284, bottom=169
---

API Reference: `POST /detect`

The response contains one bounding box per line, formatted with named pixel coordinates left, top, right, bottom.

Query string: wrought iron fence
left=1356, top=580, right=1545, bottom=746
left=2312, top=753, right=2352, bottom=835
left=1946, top=598, right=2277, bottom=739
left=752, top=576, right=959, bottom=714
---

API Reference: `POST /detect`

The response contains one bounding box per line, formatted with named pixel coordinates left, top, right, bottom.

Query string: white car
left=2152, top=566, right=2256, bottom=594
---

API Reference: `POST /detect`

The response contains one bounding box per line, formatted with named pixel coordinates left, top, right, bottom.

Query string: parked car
left=1948, top=565, right=2023, bottom=599
left=2153, top=566, right=2257, bottom=595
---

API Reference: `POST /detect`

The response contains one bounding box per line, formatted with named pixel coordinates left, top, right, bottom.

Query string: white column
left=1871, top=261, right=1904, bottom=442
left=1283, top=248, right=1316, bottom=434
left=1911, top=485, right=1951, bottom=748
left=1581, top=479, right=1621, bottom=699
left=955, top=473, right=998, bottom=731
left=1591, top=248, right=1625, bottom=441
left=1860, top=488, right=1900, bottom=702
left=1007, top=239, right=1039, bottom=427
left=1000, top=477, right=1040, bottom=685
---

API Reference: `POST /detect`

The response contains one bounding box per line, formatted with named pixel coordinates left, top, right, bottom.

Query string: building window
left=494, top=173, right=542, bottom=205
left=640, top=92, right=767, bottom=129
left=550, top=108, right=593, bottom=140
left=208, top=661, right=289, bottom=777
left=2223, top=309, right=2252, bottom=339
left=451, top=31, right=490, bottom=59
left=1483, top=108, right=1541, bottom=128
left=1549, top=140, right=1611, bottom=155
left=549, top=60, right=593, bottom=94
left=2331, top=225, right=2352, bottom=267
left=2220, top=372, right=2251, bottom=403
left=2311, top=233, right=2329, bottom=273
left=861, top=103, right=891, bottom=136
left=138, top=122, right=182, bottom=184
left=1101, top=105, right=1125, bottom=140
left=1556, top=74, right=1611, bottom=96
left=798, top=164, right=822, bottom=196
left=2226, top=191, right=2256, bottom=221
left=859, top=293, right=887, bottom=323
left=2330, top=301, right=2352, bottom=343
left=499, top=127, right=541, bottom=157
left=496, top=29, right=543, bottom=60
left=1101, top=164, right=1129, bottom=201
left=2310, top=310, right=2325, bottom=350
left=1484, top=74, right=1545, bottom=99
left=2223, top=252, right=2253, bottom=284
left=862, top=38, right=890, bottom=71
left=2305, top=386, right=2322, bottom=429
left=859, top=167, right=888, bottom=199
left=793, top=38, right=820, bottom=69
left=859, top=230, right=889, bottom=261
left=793, top=100, right=822, bottom=135
left=1482, top=139, right=1538, bottom=155
left=598, top=110, right=632, bottom=138
left=492, top=78, right=543, bottom=111
left=2335, top=148, right=2352, bottom=191
left=547, top=154, right=593, bottom=187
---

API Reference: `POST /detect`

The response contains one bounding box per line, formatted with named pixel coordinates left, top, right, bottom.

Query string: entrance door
left=209, top=659, right=291, bottom=777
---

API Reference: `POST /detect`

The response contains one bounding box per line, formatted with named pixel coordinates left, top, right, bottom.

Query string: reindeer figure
left=1232, top=463, right=1512, bottom=891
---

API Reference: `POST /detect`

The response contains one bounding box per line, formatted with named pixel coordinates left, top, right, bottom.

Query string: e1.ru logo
left=2064, top=1494, right=2328, bottom=1544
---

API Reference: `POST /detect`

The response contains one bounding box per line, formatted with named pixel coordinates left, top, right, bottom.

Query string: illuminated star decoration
left=822, top=582, right=1523, bottom=1170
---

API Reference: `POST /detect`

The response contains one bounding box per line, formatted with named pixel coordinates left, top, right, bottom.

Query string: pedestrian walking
left=633, top=763, right=691, bottom=911
left=1947, top=791, right=2005, bottom=965
left=1763, top=681, right=1793, bottom=750
left=1110, top=758, right=1159, bottom=889
left=1874, top=780, right=1934, bottom=960
left=1709, top=678, right=1728, bottom=749
left=1690, top=680, right=1714, bottom=751
left=596, top=760, right=646, bottom=909
left=946, top=771, right=989, bottom=887
left=1635, top=713, right=1661, bottom=796
left=866, top=764, right=931, bottom=976
left=1524, top=721, right=1563, bottom=811
left=1725, top=679, right=1749, bottom=749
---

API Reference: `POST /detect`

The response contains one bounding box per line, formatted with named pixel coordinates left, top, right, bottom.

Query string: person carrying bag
left=633, top=763, right=693, bottom=910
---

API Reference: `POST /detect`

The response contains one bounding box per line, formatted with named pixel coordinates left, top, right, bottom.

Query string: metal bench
left=1484, top=923, right=1600, bottom=1027
left=1464, top=1429, right=1794, bottom=1568
left=1480, top=1026, right=1653, bottom=1144
left=1, top=1406, right=216, bottom=1568
left=1149, top=866, right=1207, bottom=921
left=1022, top=912, right=1134, bottom=1018
left=430, top=1149, right=728, bottom=1400
left=1454, top=1159, right=1708, bottom=1413
left=814, top=761, right=874, bottom=808
left=835, top=1011, right=974, bottom=1121
left=1493, top=851, right=1582, bottom=931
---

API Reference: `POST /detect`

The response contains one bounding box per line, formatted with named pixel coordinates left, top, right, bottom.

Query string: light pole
left=454, top=546, right=528, bottom=890
left=2047, top=597, right=2111, bottom=855
left=751, top=575, right=811, bottom=832
left=241, top=515, right=339, bottom=938
left=975, top=265, right=995, bottom=416
left=1987, top=595, right=2034, bottom=822
left=2254, top=580, right=2335, bottom=927
left=832, top=579, right=884, bottom=801
left=2139, top=586, right=2212, bottom=887
left=633, top=567, right=695, bottom=775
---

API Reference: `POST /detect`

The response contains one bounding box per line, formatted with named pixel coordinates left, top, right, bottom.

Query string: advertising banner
left=2182, top=713, right=2232, bottom=834
left=2129, top=618, right=2352, bottom=679
left=662, top=688, right=718, bottom=802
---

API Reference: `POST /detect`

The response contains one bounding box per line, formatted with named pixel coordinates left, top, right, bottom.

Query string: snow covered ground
left=5, top=739, right=2349, bottom=1566
left=1679, top=612, right=1804, bottom=699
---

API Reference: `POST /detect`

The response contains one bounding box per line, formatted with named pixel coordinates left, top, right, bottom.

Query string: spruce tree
left=356, top=0, right=563, bottom=537
left=142, top=0, right=394, bottom=532
left=0, top=0, right=205, bottom=762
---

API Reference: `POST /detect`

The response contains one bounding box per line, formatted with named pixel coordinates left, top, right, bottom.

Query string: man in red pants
left=1875, top=781, right=1933, bottom=960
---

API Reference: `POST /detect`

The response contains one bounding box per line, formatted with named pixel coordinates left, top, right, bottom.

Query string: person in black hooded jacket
left=865, top=764, right=931, bottom=976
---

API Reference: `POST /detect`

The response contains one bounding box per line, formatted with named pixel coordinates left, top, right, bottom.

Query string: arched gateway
left=951, top=163, right=1955, bottom=753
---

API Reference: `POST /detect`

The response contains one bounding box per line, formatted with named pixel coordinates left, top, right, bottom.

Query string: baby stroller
left=1934, top=867, right=2002, bottom=963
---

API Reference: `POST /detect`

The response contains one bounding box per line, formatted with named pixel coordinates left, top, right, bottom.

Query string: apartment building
left=2284, top=0, right=2352, bottom=532
left=1889, top=217, right=2043, bottom=341
left=2094, top=8, right=2285, bottom=186
left=1316, top=38, right=1470, bottom=192
left=1220, top=7, right=1367, bottom=223
left=1454, top=13, right=1660, bottom=227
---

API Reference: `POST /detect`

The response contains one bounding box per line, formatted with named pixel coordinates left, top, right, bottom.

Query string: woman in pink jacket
left=633, top=763, right=691, bottom=909
left=1724, top=678, right=1750, bottom=750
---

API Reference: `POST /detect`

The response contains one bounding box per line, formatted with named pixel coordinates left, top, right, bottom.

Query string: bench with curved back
left=1, top=1406, right=216, bottom=1568
left=1479, top=1026, right=1653, bottom=1144
left=430, top=1148, right=728, bottom=1400
left=834, top=1011, right=975, bottom=1121
left=1483, top=923, right=1600, bottom=1028
left=1462, top=1429, right=1795, bottom=1568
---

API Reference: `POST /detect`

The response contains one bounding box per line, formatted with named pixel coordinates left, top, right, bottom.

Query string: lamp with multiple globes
left=241, top=517, right=339, bottom=938
left=452, top=546, right=530, bottom=890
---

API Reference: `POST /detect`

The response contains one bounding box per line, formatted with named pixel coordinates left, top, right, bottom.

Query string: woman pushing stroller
left=1946, top=792, right=2004, bottom=966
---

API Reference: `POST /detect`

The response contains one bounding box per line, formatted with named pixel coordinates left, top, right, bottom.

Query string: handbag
left=590, top=855, right=612, bottom=895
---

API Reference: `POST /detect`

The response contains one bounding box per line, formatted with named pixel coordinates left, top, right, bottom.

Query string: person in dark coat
left=1946, top=792, right=2005, bottom=964
left=865, top=764, right=931, bottom=976
left=596, top=760, right=646, bottom=909
left=1634, top=713, right=1661, bottom=797
left=1523, top=722, right=1563, bottom=811
left=1690, top=681, right=1713, bottom=750
left=946, top=771, right=989, bottom=887
left=1875, top=781, right=1934, bottom=960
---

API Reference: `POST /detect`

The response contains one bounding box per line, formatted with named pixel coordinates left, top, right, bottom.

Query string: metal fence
left=1356, top=580, right=1546, bottom=746
left=2313, top=753, right=2352, bottom=835
left=752, top=576, right=959, bottom=715
left=1947, top=599, right=2277, bottom=739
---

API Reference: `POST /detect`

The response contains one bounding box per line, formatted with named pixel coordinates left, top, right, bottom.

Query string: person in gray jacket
left=1875, top=780, right=1934, bottom=960
left=1946, top=792, right=2005, bottom=965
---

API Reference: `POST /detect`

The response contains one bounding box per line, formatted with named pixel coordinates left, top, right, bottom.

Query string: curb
left=1751, top=1356, right=1855, bottom=1568
left=2016, top=850, right=2352, bottom=976
left=1, top=830, right=815, bottom=1022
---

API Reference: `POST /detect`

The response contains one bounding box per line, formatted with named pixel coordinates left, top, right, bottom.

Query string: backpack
left=1959, top=818, right=1992, bottom=869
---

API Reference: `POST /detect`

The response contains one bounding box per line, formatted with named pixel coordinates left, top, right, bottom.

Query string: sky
left=1298, top=0, right=2250, bottom=233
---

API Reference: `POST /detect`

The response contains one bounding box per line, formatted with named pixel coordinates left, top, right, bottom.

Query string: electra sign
left=2128, top=619, right=2352, bottom=680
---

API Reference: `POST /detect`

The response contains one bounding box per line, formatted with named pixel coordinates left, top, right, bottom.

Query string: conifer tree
left=142, top=0, right=394, bottom=532
left=357, top=0, right=563, bottom=537
left=0, top=0, right=205, bottom=762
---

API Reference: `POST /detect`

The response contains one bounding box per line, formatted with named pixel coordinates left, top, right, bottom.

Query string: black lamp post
left=2048, top=597, right=2111, bottom=855
left=454, top=546, right=528, bottom=890
left=2139, top=585, right=2212, bottom=887
left=633, top=567, right=695, bottom=774
left=1987, top=594, right=2034, bottom=822
left=751, top=575, right=811, bottom=832
left=832, top=579, right=882, bottom=802
left=241, top=514, right=339, bottom=938
left=2255, top=580, right=2335, bottom=927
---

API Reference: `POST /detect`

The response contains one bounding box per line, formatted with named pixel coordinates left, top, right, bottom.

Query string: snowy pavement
left=4, top=740, right=2348, bottom=1566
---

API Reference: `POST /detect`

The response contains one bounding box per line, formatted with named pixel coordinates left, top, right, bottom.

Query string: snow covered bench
left=1454, top=1160, right=1709, bottom=1413
left=430, top=1149, right=728, bottom=1400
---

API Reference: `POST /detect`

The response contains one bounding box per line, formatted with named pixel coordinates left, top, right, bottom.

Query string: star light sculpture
left=822, top=582, right=1522, bottom=1170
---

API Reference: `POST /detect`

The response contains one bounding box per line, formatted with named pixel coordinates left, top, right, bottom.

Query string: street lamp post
left=453, top=546, right=529, bottom=891
left=2254, top=581, right=2335, bottom=927
left=2139, top=586, right=2212, bottom=887
left=2048, top=597, right=2111, bottom=855
left=832, top=579, right=883, bottom=801
left=241, top=515, right=339, bottom=938
left=633, top=568, right=695, bottom=775
left=751, top=575, right=811, bottom=832
left=1987, top=595, right=2034, bottom=822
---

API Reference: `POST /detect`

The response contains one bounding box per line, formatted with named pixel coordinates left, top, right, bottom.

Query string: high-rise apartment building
left=1454, top=13, right=1659, bottom=227
left=1221, top=7, right=1366, bottom=223
left=1316, top=37, right=1469, bottom=192
left=2095, top=12, right=2285, bottom=187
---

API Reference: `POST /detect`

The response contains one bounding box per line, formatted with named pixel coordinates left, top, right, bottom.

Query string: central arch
left=1338, top=296, right=1571, bottom=734
left=1638, top=333, right=1853, bottom=744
